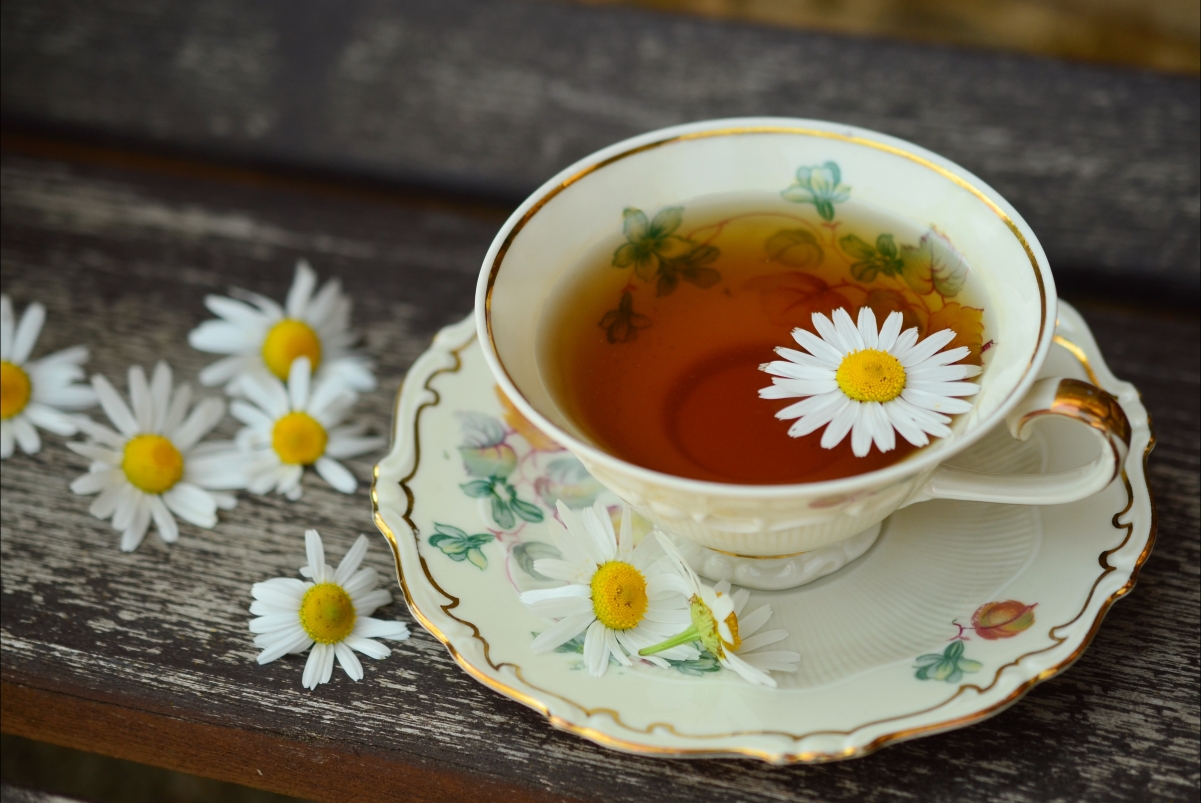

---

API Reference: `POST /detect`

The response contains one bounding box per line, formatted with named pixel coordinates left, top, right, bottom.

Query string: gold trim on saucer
left=371, top=329, right=1155, bottom=763
left=706, top=546, right=810, bottom=560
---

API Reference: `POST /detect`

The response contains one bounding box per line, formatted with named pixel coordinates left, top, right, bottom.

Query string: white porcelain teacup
left=475, top=118, right=1130, bottom=590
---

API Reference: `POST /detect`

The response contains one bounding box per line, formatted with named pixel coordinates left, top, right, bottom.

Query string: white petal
left=738, top=628, right=789, bottom=654
left=286, top=260, right=318, bottom=319
left=120, top=499, right=153, bottom=552
left=288, top=356, right=312, bottom=410
left=899, top=328, right=957, bottom=368
left=305, top=529, right=328, bottom=583
left=740, top=650, right=801, bottom=672
left=70, top=468, right=123, bottom=494
left=775, top=389, right=844, bottom=422
left=720, top=651, right=777, bottom=687
left=161, top=483, right=218, bottom=528
left=857, top=307, right=879, bottom=349
left=147, top=494, right=179, bottom=543
left=12, top=302, right=45, bottom=365
left=256, top=628, right=312, bottom=664
left=811, top=312, right=850, bottom=355
left=760, top=361, right=835, bottom=381
left=230, top=400, right=275, bottom=431
left=334, top=534, right=370, bottom=585
left=791, top=326, right=845, bottom=365
left=0, top=295, right=12, bottom=360
left=12, top=416, right=41, bottom=454
left=184, top=448, right=249, bottom=490
left=352, top=617, right=410, bottom=642
left=901, top=388, right=974, bottom=415
left=302, top=643, right=331, bottom=689
left=583, top=620, right=610, bottom=677
left=32, top=384, right=96, bottom=410
left=344, top=635, right=391, bottom=659
left=882, top=401, right=930, bottom=448
left=2, top=420, right=15, bottom=458
left=241, top=374, right=290, bottom=419
left=527, top=594, right=594, bottom=620
left=170, top=398, right=226, bottom=452
left=324, top=434, right=384, bottom=459
left=128, top=366, right=154, bottom=432
left=787, top=394, right=850, bottom=438
left=350, top=588, right=391, bottom=616
left=761, top=377, right=840, bottom=398
left=314, top=456, right=357, bottom=494
left=340, top=567, right=380, bottom=599
left=334, top=642, right=364, bottom=681
left=92, top=374, right=139, bottom=436
left=529, top=610, right=595, bottom=653
left=820, top=398, right=860, bottom=450
left=888, top=327, right=921, bottom=361
left=773, top=346, right=838, bottom=370
left=907, top=380, right=981, bottom=397
left=832, top=307, right=865, bottom=352
left=197, top=356, right=246, bottom=387
left=88, top=485, right=124, bottom=519
left=188, top=321, right=253, bottom=354
left=249, top=613, right=302, bottom=634
left=22, top=403, right=80, bottom=435
left=737, top=604, right=773, bottom=638
left=868, top=401, right=896, bottom=453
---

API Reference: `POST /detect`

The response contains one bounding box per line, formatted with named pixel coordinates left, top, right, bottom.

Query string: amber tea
left=539, top=194, right=987, bottom=485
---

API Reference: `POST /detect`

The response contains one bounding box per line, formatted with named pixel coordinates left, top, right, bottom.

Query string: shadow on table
left=0, top=735, right=312, bottom=803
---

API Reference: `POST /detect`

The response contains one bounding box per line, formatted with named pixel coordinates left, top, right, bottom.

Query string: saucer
left=372, top=301, right=1154, bottom=762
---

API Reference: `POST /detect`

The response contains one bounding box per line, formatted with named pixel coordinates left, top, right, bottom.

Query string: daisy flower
left=250, top=529, right=410, bottom=689
left=519, top=500, right=698, bottom=677
left=641, top=533, right=800, bottom=687
left=759, top=307, right=982, bottom=457
left=1, top=295, right=96, bottom=458
left=231, top=356, right=383, bottom=500
left=67, top=362, right=243, bottom=551
left=188, top=259, right=375, bottom=393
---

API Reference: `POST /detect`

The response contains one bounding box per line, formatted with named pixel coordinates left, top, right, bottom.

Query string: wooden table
left=2, top=2, right=1198, bottom=801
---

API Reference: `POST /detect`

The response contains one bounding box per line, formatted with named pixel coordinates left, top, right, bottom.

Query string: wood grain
left=1, top=152, right=1198, bottom=802
left=1, top=0, right=1197, bottom=295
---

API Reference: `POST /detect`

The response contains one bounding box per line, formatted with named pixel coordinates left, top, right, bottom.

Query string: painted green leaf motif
left=765, top=228, right=824, bottom=268
left=460, top=476, right=545, bottom=530
left=914, top=639, right=983, bottom=683
left=780, top=161, right=851, bottom=221
left=839, top=233, right=905, bottom=282
left=429, top=523, right=494, bottom=570
left=459, top=444, right=517, bottom=478
left=599, top=291, right=651, bottom=344
left=457, top=412, right=506, bottom=448
left=512, top=541, right=563, bottom=580
left=667, top=651, right=722, bottom=676
left=611, top=206, right=721, bottom=297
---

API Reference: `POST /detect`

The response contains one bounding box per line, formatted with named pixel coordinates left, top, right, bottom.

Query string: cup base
left=665, top=522, right=882, bottom=591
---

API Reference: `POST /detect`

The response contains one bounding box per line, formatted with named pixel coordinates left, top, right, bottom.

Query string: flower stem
left=639, top=625, right=701, bottom=656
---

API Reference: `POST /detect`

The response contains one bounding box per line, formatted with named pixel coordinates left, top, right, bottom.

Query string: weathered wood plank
left=1, top=0, right=1197, bottom=295
left=1, top=152, right=1198, bottom=802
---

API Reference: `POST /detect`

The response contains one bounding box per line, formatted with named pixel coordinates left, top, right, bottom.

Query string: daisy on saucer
left=520, top=501, right=699, bottom=677
left=640, top=533, right=800, bottom=687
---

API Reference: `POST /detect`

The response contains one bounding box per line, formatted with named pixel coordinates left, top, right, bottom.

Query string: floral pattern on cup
left=781, top=161, right=851, bottom=221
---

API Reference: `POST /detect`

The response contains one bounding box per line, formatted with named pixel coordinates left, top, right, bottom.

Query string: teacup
left=475, top=118, right=1131, bottom=590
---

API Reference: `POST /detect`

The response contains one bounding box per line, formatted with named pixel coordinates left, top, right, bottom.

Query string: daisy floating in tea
left=759, top=307, right=981, bottom=457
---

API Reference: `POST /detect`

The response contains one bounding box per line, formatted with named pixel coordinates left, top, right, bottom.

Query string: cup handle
left=909, top=377, right=1132, bottom=506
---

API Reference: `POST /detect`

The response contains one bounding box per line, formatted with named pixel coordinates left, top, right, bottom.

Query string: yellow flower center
left=272, top=411, right=328, bottom=465
left=299, top=582, right=357, bottom=644
left=590, top=561, right=649, bottom=631
left=261, top=318, right=322, bottom=380
left=122, top=434, right=185, bottom=494
left=836, top=349, right=907, bottom=403
left=690, top=596, right=742, bottom=658
left=0, top=361, right=32, bottom=419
